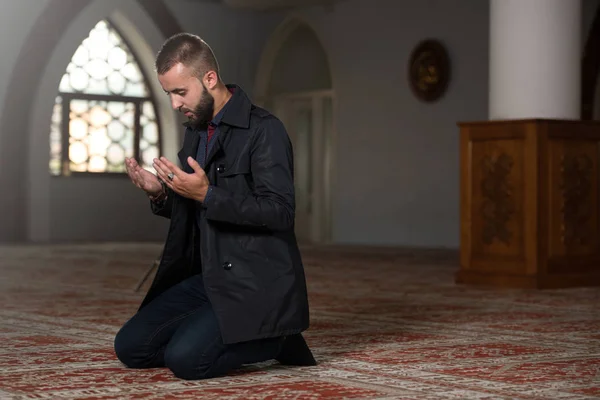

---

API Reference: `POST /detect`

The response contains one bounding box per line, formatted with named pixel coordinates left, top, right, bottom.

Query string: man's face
left=158, top=63, right=214, bottom=126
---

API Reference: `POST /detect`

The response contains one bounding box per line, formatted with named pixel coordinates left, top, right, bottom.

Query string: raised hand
left=153, top=156, right=210, bottom=202
left=125, top=157, right=163, bottom=196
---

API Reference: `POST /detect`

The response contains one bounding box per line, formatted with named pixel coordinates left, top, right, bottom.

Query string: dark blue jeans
left=114, top=274, right=283, bottom=380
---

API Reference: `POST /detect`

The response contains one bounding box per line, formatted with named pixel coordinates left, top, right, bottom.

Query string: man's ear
left=203, top=70, right=218, bottom=90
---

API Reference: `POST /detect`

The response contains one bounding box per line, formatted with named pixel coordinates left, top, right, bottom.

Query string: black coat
left=139, top=85, right=310, bottom=344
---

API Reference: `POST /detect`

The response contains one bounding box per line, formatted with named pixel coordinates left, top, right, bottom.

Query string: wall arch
left=268, top=24, right=332, bottom=95
left=254, top=15, right=335, bottom=102
left=254, top=15, right=336, bottom=244
left=0, top=0, right=88, bottom=242
left=0, top=0, right=182, bottom=242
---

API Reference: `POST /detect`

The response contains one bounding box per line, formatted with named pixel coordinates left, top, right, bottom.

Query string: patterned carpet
left=0, top=243, right=599, bottom=399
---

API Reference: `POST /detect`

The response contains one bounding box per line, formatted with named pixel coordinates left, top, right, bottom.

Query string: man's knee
left=164, top=342, right=217, bottom=380
left=114, top=322, right=155, bottom=369
left=114, top=324, right=138, bottom=367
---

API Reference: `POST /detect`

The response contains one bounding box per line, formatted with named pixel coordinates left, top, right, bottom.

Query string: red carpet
left=1, top=243, right=599, bottom=399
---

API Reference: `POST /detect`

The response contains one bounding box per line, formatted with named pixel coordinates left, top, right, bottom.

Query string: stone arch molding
left=254, top=15, right=335, bottom=101
left=0, top=0, right=182, bottom=242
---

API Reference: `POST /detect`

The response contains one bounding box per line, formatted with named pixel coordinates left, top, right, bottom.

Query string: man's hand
left=125, top=157, right=163, bottom=196
left=153, top=156, right=210, bottom=202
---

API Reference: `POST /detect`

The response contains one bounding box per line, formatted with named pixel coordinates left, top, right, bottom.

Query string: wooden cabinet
left=458, top=119, right=600, bottom=288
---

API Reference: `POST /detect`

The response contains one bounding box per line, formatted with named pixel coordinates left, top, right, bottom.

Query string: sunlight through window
left=50, top=20, right=160, bottom=175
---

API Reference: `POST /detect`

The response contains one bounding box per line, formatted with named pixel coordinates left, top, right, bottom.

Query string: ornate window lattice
left=50, top=20, right=160, bottom=175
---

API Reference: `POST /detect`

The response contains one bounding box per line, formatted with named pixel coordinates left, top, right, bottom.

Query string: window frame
left=52, top=19, right=163, bottom=177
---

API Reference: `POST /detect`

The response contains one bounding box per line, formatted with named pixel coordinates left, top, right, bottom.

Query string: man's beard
left=186, top=86, right=214, bottom=128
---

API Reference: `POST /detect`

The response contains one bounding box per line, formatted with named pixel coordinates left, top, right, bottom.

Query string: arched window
left=50, top=20, right=161, bottom=175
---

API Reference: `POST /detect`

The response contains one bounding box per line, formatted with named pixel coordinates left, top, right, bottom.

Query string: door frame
left=261, top=89, right=335, bottom=244
left=253, top=16, right=336, bottom=244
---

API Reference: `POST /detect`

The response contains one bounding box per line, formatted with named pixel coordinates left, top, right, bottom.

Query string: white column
left=489, top=0, right=582, bottom=120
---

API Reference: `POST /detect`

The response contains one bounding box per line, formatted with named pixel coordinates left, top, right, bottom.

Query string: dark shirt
left=195, top=88, right=234, bottom=212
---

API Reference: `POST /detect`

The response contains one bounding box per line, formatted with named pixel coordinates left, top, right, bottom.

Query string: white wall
left=259, top=0, right=598, bottom=248
left=0, top=0, right=283, bottom=244
left=0, top=0, right=50, bottom=242
left=165, top=0, right=283, bottom=99
left=30, top=0, right=179, bottom=243
left=261, top=0, right=489, bottom=248
left=0, top=0, right=597, bottom=248
left=0, top=1, right=49, bottom=136
left=268, top=25, right=332, bottom=93
left=45, top=1, right=282, bottom=243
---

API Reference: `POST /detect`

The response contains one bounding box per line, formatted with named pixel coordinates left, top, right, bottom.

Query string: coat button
left=217, top=164, right=226, bottom=173
left=223, top=261, right=233, bottom=270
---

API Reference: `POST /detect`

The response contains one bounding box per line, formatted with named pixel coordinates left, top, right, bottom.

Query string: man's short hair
left=155, top=33, right=220, bottom=79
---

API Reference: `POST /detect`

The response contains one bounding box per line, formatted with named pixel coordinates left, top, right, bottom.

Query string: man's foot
left=276, top=334, right=317, bottom=366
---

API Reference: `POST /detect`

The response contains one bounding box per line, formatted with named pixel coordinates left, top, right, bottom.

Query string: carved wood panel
left=548, top=140, right=599, bottom=259
left=459, top=120, right=600, bottom=288
left=470, top=139, right=524, bottom=259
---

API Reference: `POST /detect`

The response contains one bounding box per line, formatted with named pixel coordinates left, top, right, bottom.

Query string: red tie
left=206, top=124, right=216, bottom=156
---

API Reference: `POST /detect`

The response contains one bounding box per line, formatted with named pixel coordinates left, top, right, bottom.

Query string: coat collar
left=220, top=84, right=252, bottom=129
left=182, top=83, right=251, bottom=130
left=178, top=84, right=252, bottom=171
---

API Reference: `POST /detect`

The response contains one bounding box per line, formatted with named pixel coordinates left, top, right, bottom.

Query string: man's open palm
left=125, top=157, right=162, bottom=196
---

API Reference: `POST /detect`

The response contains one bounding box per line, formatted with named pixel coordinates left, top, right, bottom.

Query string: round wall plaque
left=408, top=39, right=450, bottom=102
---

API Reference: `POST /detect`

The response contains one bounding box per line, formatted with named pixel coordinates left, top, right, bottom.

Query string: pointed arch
left=0, top=0, right=183, bottom=242
left=253, top=16, right=336, bottom=244
left=254, top=15, right=334, bottom=102
left=51, top=19, right=161, bottom=176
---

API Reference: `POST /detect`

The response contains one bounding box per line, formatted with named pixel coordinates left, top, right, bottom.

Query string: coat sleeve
left=150, top=189, right=174, bottom=219
left=203, top=117, right=295, bottom=231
